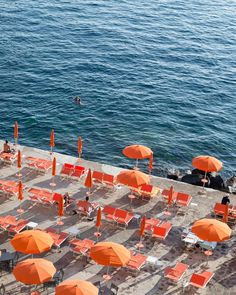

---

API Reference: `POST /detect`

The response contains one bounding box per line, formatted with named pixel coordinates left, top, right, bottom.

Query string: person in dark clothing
left=221, top=195, right=230, bottom=205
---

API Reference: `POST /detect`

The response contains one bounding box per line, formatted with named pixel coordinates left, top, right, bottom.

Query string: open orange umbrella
left=13, top=258, right=56, bottom=285
left=11, top=230, right=54, bottom=254
left=52, top=157, right=56, bottom=176
left=50, top=129, right=55, bottom=153
left=14, top=121, right=19, bottom=144
left=17, top=150, right=21, bottom=169
left=116, top=169, right=150, bottom=188
left=85, top=169, right=93, bottom=190
left=123, top=145, right=153, bottom=168
left=192, top=219, right=231, bottom=242
left=90, top=242, right=131, bottom=267
left=192, top=156, right=223, bottom=172
left=78, top=137, right=83, bottom=158
left=56, top=280, right=98, bottom=295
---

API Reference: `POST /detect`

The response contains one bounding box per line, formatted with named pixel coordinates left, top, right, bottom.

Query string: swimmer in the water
left=74, top=96, right=81, bottom=104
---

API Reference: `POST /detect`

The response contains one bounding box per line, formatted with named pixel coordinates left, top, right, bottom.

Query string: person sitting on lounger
left=221, top=195, right=230, bottom=205
left=63, top=192, right=71, bottom=206
left=3, top=140, right=11, bottom=153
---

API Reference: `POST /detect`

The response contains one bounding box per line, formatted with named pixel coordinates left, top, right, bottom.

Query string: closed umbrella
left=84, top=169, right=93, bottom=195
left=50, top=129, right=55, bottom=154
left=149, top=153, right=153, bottom=173
left=53, top=193, right=64, bottom=225
left=94, top=207, right=102, bottom=241
left=50, top=157, right=57, bottom=188
left=17, top=181, right=24, bottom=214
left=56, top=280, right=98, bottom=295
left=14, top=121, right=18, bottom=145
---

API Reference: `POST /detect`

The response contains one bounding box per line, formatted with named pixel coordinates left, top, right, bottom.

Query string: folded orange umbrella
left=58, top=196, right=64, bottom=217
left=149, top=153, right=153, bottom=172
left=13, top=258, right=56, bottom=285
left=56, top=280, right=98, bottom=295
left=85, top=169, right=93, bottom=188
left=78, top=137, right=83, bottom=158
left=123, top=145, right=153, bottom=159
left=17, top=150, right=21, bottom=169
left=192, top=155, right=223, bottom=172
left=192, top=218, right=231, bottom=242
left=90, top=242, right=131, bottom=267
left=167, top=186, right=174, bottom=206
left=139, top=216, right=146, bottom=237
left=52, top=157, right=56, bottom=176
left=50, top=129, right=55, bottom=148
left=14, top=121, right=19, bottom=141
left=18, top=181, right=23, bottom=201
left=96, top=207, right=102, bottom=228
left=116, top=170, right=150, bottom=188
left=11, top=230, right=54, bottom=254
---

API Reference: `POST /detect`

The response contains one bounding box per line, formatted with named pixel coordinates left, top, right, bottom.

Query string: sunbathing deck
left=0, top=140, right=235, bottom=295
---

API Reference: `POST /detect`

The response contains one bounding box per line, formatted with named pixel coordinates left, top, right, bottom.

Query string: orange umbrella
left=13, top=258, right=56, bottom=285
left=167, top=186, right=174, bottom=206
left=192, top=155, right=223, bottom=172
left=96, top=207, right=102, bottom=228
left=50, top=129, right=55, bottom=153
left=78, top=137, right=83, bottom=158
left=90, top=242, right=131, bottom=267
left=192, top=219, right=231, bottom=242
left=52, top=157, right=56, bottom=176
left=223, top=204, right=229, bottom=223
left=14, top=121, right=19, bottom=143
left=148, top=153, right=153, bottom=172
left=53, top=193, right=64, bottom=217
left=56, top=280, right=98, bottom=295
left=11, top=230, right=54, bottom=254
left=17, top=150, right=21, bottom=169
left=139, top=216, right=146, bottom=237
left=123, top=145, right=153, bottom=168
left=116, top=169, right=150, bottom=188
left=85, top=169, right=93, bottom=189
left=18, top=181, right=23, bottom=201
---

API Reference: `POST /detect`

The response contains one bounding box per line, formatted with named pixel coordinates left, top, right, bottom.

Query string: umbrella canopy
left=14, top=121, right=19, bottom=140
left=116, top=170, right=150, bottom=188
left=11, top=230, right=54, bottom=254
left=192, top=156, right=223, bottom=172
left=78, top=137, right=83, bottom=157
left=123, top=145, right=153, bottom=159
left=50, top=129, right=55, bottom=148
left=56, top=280, right=98, bottom=295
left=96, top=207, right=102, bottom=228
left=13, top=258, right=56, bottom=285
left=17, top=150, right=21, bottom=169
left=139, top=216, right=146, bottom=237
left=192, top=218, right=231, bottom=242
left=90, top=242, right=131, bottom=267
left=52, top=157, right=56, bottom=176
left=18, top=181, right=23, bottom=201
left=85, top=169, right=93, bottom=188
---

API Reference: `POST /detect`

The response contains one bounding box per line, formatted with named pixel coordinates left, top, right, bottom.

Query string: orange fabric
left=14, top=121, right=18, bottom=139
left=13, top=258, right=56, bottom=285
left=52, top=157, right=56, bottom=176
left=17, top=150, right=21, bottom=169
left=139, top=216, right=146, bottom=237
left=78, top=137, right=83, bottom=157
left=55, top=280, right=98, bottom=295
left=58, top=196, right=64, bottom=217
left=96, top=207, right=102, bottom=228
left=192, top=155, right=223, bottom=172
left=149, top=153, right=153, bottom=172
left=18, top=181, right=23, bottom=201
left=85, top=169, right=93, bottom=188
left=116, top=170, right=150, bottom=188
left=90, top=241, right=131, bottom=267
left=192, top=218, right=231, bottom=242
left=50, top=129, right=55, bottom=148
left=122, top=145, right=153, bottom=159
left=223, top=204, right=229, bottom=223
left=168, top=186, right=174, bottom=206
left=11, top=230, right=54, bottom=254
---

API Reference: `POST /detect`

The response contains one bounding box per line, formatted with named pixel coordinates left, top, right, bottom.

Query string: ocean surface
left=0, top=0, right=235, bottom=176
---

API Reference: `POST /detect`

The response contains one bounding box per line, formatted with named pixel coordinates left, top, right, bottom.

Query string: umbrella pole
left=135, top=159, right=139, bottom=169
left=203, top=171, right=207, bottom=188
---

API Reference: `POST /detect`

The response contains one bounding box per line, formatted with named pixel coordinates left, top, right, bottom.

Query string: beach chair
left=102, top=206, right=117, bottom=223
left=176, top=193, right=192, bottom=207
left=152, top=222, right=172, bottom=240
left=92, top=171, right=104, bottom=185
left=126, top=251, right=147, bottom=274
left=189, top=271, right=214, bottom=289
left=77, top=200, right=99, bottom=218
left=114, top=209, right=134, bottom=228
left=26, top=157, right=52, bottom=173
left=60, top=163, right=74, bottom=178
left=138, top=184, right=160, bottom=200
left=0, top=215, right=18, bottom=232
left=164, top=262, right=189, bottom=282
left=45, top=228, right=69, bottom=249
left=213, top=203, right=226, bottom=219
left=28, top=188, right=54, bottom=206
left=71, top=165, right=85, bottom=180
left=144, top=218, right=161, bottom=234
left=69, top=238, right=94, bottom=258
left=7, top=219, right=29, bottom=236
left=103, top=173, right=116, bottom=190
left=0, top=152, right=17, bottom=164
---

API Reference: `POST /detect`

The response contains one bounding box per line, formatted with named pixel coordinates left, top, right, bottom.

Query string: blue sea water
left=0, top=0, right=235, bottom=176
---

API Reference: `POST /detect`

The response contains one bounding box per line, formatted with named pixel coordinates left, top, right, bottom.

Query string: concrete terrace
left=0, top=140, right=235, bottom=295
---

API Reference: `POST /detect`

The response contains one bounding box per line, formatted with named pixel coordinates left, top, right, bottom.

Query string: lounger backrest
left=153, top=226, right=167, bottom=237
left=103, top=174, right=114, bottom=183
left=214, top=203, right=226, bottom=214
left=177, top=193, right=190, bottom=202
left=102, top=206, right=116, bottom=215
left=140, top=184, right=152, bottom=193
left=161, top=222, right=172, bottom=231
left=92, top=171, right=104, bottom=181
left=115, top=209, right=128, bottom=219
left=61, top=163, right=74, bottom=173
left=175, top=262, right=188, bottom=273
left=190, top=274, right=207, bottom=287
left=74, top=165, right=85, bottom=172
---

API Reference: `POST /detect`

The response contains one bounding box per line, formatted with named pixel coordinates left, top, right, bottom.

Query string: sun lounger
left=45, top=227, right=69, bottom=248
left=102, top=206, right=117, bottom=223
left=92, top=171, right=116, bottom=189
left=0, top=152, right=17, bottom=164
left=7, top=219, right=29, bottom=236
left=71, top=165, right=86, bottom=179
left=60, top=163, right=74, bottom=178
left=28, top=188, right=55, bottom=206
left=144, top=218, right=161, bottom=234
left=126, top=251, right=147, bottom=272
left=114, top=209, right=134, bottom=228
left=26, top=157, right=52, bottom=172
left=164, top=262, right=189, bottom=282
left=69, top=238, right=95, bottom=256
left=162, top=189, right=178, bottom=203
left=152, top=222, right=172, bottom=240
left=0, top=215, right=18, bottom=232
left=0, top=180, right=26, bottom=197
left=213, top=203, right=226, bottom=218
left=77, top=200, right=99, bottom=218
left=176, top=193, right=192, bottom=207
left=137, top=184, right=160, bottom=200
left=92, top=171, right=104, bottom=185
left=189, top=271, right=214, bottom=289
